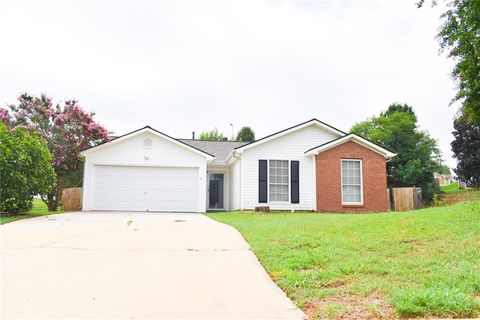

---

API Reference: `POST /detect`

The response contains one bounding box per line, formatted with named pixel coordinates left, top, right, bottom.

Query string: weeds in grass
left=208, top=201, right=480, bottom=318
left=326, top=303, right=350, bottom=319
left=392, top=286, right=480, bottom=318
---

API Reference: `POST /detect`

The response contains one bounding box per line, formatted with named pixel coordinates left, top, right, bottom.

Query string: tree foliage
left=1, top=93, right=110, bottom=211
left=199, top=128, right=225, bottom=141
left=382, top=103, right=417, bottom=119
left=351, top=103, right=445, bottom=201
left=419, top=0, right=480, bottom=124
left=0, top=124, right=55, bottom=214
left=451, top=116, right=480, bottom=187
left=437, top=164, right=452, bottom=175
left=236, top=126, right=255, bottom=142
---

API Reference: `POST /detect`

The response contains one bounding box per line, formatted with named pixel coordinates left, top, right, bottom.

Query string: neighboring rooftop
left=178, top=139, right=248, bottom=162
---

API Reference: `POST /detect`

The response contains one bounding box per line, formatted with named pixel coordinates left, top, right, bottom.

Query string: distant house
left=79, top=119, right=395, bottom=213
left=434, top=172, right=454, bottom=185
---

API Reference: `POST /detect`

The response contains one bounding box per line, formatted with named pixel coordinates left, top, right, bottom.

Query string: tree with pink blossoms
left=1, top=93, right=110, bottom=211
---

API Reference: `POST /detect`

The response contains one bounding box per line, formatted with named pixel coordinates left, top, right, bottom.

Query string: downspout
left=232, top=150, right=242, bottom=210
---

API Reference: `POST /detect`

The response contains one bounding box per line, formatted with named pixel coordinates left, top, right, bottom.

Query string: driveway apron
left=1, top=212, right=305, bottom=319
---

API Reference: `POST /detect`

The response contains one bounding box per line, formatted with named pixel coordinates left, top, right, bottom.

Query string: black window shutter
left=291, top=161, right=300, bottom=203
left=259, top=160, right=268, bottom=203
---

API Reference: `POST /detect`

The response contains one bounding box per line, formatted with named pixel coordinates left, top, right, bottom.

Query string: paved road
left=1, top=212, right=305, bottom=319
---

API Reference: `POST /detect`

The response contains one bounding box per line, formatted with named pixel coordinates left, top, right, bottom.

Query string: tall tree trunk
left=43, top=175, right=65, bottom=212
left=46, top=192, right=58, bottom=212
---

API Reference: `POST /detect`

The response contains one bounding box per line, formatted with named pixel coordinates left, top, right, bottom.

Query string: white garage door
left=91, top=165, right=199, bottom=212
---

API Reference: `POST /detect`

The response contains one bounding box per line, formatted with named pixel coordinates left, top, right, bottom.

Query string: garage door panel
left=91, top=166, right=199, bottom=212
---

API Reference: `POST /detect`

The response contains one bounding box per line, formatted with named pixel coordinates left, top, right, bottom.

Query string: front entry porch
left=206, top=165, right=230, bottom=211
left=208, top=172, right=225, bottom=210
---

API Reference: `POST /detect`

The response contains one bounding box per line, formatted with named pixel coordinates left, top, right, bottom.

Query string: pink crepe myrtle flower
left=5, top=93, right=110, bottom=172
left=0, top=108, right=10, bottom=124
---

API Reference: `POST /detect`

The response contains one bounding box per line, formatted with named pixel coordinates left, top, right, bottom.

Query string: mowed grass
left=0, top=199, right=62, bottom=224
left=441, top=182, right=480, bottom=195
left=208, top=202, right=480, bottom=319
left=441, top=182, right=463, bottom=193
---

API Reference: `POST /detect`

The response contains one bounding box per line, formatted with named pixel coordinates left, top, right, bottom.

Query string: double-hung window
left=269, top=160, right=289, bottom=202
left=341, top=159, right=363, bottom=204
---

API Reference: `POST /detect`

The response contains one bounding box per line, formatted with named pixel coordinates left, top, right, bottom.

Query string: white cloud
left=0, top=0, right=458, bottom=167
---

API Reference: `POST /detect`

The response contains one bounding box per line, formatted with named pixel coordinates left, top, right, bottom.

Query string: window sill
left=342, top=203, right=364, bottom=208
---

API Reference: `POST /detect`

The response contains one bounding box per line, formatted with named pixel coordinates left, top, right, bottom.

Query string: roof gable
left=178, top=139, right=248, bottom=162
left=80, top=126, right=215, bottom=159
left=234, top=119, right=346, bottom=153
left=304, top=133, right=396, bottom=159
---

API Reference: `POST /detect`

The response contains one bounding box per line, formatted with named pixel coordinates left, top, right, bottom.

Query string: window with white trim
left=341, top=159, right=363, bottom=204
left=269, top=160, right=289, bottom=202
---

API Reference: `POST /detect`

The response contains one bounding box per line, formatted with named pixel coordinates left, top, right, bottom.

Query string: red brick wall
left=315, top=141, right=388, bottom=213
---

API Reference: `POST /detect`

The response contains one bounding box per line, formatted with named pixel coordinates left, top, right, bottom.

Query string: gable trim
left=234, top=119, right=346, bottom=153
left=304, top=133, right=396, bottom=159
left=79, top=126, right=215, bottom=159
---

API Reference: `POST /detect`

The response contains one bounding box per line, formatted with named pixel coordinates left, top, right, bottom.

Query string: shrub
left=0, top=124, right=55, bottom=214
left=1, top=93, right=110, bottom=211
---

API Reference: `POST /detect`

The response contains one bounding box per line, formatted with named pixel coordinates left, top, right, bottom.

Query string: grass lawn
left=440, top=182, right=463, bottom=193
left=0, top=198, right=62, bottom=224
left=441, top=182, right=480, bottom=195
left=208, top=202, right=480, bottom=319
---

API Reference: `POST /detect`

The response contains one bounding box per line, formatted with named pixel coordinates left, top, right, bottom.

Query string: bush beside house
left=1, top=93, right=110, bottom=211
left=0, top=124, right=55, bottom=214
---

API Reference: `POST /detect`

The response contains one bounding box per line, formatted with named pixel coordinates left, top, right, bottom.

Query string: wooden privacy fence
left=390, top=187, right=423, bottom=211
left=61, top=187, right=82, bottom=211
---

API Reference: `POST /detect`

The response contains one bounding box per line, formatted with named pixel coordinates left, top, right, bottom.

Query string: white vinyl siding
left=239, top=124, right=340, bottom=210
left=269, top=160, right=289, bottom=202
left=341, top=159, right=363, bottom=204
left=82, top=132, right=207, bottom=212
left=229, top=159, right=241, bottom=210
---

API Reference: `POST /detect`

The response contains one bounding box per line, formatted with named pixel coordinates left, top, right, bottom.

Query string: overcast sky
left=0, top=0, right=458, bottom=167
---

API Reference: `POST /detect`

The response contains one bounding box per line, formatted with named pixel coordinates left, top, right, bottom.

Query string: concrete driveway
left=1, top=212, right=305, bottom=319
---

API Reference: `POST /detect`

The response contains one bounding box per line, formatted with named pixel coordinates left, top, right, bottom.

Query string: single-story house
left=80, top=119, right=395, bottom=213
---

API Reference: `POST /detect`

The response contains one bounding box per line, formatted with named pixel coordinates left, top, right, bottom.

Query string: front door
left=208, top=173, right=224, bottom=210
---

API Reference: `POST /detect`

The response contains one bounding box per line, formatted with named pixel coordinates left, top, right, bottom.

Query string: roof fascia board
left=79, top=128, right=147, bottom=157
left=305, top=134, right=396, bottom=159
left=235, top=119, right=345, bottom=154
left=80, top=127, right=215, bottom=160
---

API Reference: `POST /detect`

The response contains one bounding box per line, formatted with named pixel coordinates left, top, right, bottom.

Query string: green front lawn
left=0, top=199, right=62, bottom=224
left=440, top=182, right=462, bottom=193
left=208, top=202, right=480, bottom=319
left=441, top=182, right=480, bottom=195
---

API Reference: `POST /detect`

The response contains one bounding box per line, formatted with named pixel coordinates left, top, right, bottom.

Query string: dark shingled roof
left=178, top=139, right=248, bottom=162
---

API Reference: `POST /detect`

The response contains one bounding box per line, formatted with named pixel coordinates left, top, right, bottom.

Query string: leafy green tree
left=0, top=124, right=55, bottom=214
left=419, top=0, right=480, bottom=124
left=351, top=103, right=445, bottom=201
left=451, top=116, right=480, bottom=187
left=63, top=167, right=84, bottom=188
left=437, top=164, right=451, bottom=175
left=199, top=128, right=225, bottom=141
left=1, top=93, right=110, bottom=211
left=382, top=103, right=416, bottom=119
left=236, top=126, right=255, bottom=142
